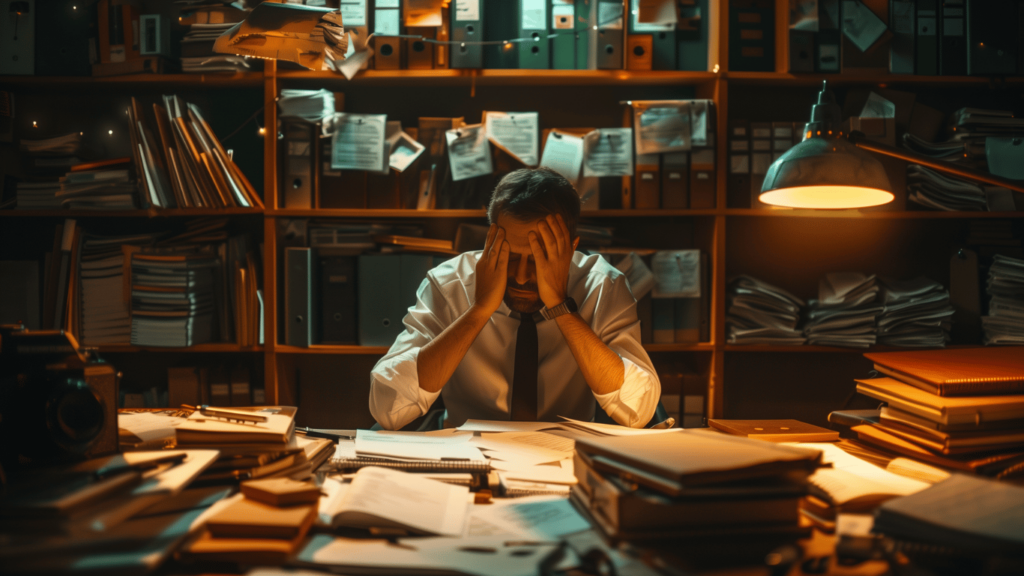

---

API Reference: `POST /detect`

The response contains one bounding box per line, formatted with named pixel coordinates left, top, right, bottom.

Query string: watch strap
left=541, top=297, right=577, bottom=320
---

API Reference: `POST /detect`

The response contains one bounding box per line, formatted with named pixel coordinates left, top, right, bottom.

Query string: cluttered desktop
left=1, top=323, right=1023, bottom=576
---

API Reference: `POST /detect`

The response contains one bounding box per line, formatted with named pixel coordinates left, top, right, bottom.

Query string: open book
left=318, top=467, right=470, bottom=537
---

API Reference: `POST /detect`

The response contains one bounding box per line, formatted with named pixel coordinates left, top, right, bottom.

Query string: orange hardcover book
left=206, top=497, right=316, bottom=539
left=865, top=347, right=1024, bottom=397
left=708, top=419, right=840, bottom=443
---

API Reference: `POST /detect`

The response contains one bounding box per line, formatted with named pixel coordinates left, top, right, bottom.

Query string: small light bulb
left=592, top=25, right=598, bottom=30
left=108, top=129, right=113, bottom=135
left=258, top=127, right=266, bottom=136
left=713, top=64, right=720, bottom=73
left=73, top=5, right=77, bottom=9
left=32, top=121, right=37, bottom=127
left=79, top=132, right=83, bottom=136
left=626, top=100, right=632, bottom=106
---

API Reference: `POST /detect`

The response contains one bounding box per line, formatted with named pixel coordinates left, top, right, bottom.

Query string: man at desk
left=369, top=168, right=660, bottom=430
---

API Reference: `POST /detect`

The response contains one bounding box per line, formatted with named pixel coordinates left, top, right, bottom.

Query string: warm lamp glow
left=759, top=186, right=895, bottom=209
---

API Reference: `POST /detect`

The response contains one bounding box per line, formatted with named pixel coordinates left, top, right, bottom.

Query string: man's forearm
left=417, top=305, right=492, bottom=393
left=554, top=312, right=625, bottom=395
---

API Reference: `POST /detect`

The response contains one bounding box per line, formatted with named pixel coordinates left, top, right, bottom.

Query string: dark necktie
left=510, top=313, right=538, bottom=421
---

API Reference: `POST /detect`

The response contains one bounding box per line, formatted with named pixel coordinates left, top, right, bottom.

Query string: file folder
left=939, top=0, right=966, bottom=75
left=627, top=34, right=654, bottom=69
left=575, top=0, right=594, bottom=69
left=789, top=31, right=815, bottom=72
left=816, top=0, right=841, bottom=72
left=357, top=255, right=432, bottom=346
left=374, top=1, right=403, bottom=69
left=629, top=0, right=675, bottom=69
left=519, top=0, right=551, bottom=69
left=634, top=154, right=660, bottom=209
left=595, top=1, right=624, bottom=69
left=890, top=0, right=915, bottom=73
left=677, top=0, right=709, bottom=71
left=661, top=152, right=689, bottom=209
left=728, top=119, right=751, bottom=208
left=551, top=0, right=576, bottom=69
left=406, top=27, right=435, bottom=69
left=285, top=248, right=313, bottom=348
left=281, top=121, right=316, bottom=209
left=916, top=0, right=939, bottom=75
left=319, top=255, right=357, bottom=344
left=689, top=149, right=716, bottom=209
left=484, top=0, right=517, bottom=68
left=451, top=0, right=484, bottom=68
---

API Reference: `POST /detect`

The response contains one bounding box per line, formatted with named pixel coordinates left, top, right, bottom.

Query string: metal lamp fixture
left=759, top=81, right=1024, bottom=210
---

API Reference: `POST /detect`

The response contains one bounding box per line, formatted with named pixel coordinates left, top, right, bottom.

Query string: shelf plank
left=0, top=209, right=263, bottom=218
left=726, top=72, right=1023, bottom=86
left=277, top=69, right=721, bottom=86
left=268, top=208, right=722, bottom=218
left=644, top=343, right=715, bottom=352
left=275, top=345, right=390, bottom=355
left=724, top=344, right=982, bottom=353
left=96, top=344, right=265, bottom=353
left=724, top=209, right=1024, bottom=219
left=0, top=73, right=264, bottom=88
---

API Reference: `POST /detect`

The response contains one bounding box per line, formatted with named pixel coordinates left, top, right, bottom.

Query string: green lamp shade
left=759, top=135, right=895, bottom=209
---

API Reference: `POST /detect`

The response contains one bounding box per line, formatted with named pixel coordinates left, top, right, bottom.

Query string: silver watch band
left=541, top=298, right=576, bottom=321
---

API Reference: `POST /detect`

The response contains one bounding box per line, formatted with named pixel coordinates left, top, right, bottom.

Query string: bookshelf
left=2, top=0, right=1020, bottom=430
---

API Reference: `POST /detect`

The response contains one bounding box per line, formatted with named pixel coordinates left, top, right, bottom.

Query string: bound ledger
left=864, top=346, right=1024, bottom=396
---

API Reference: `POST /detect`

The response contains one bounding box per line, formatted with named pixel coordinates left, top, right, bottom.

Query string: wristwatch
left=541, top=297, right=578, bottom=321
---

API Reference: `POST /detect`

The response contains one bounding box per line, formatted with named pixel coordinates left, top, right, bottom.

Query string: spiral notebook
left=865, top=347, right=1024, bottom=396
left=328, top=441, right=490, bottom=473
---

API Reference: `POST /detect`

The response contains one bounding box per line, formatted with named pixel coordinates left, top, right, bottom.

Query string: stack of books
left=129, top=251, right=219, bottom=347
left=55, top=160, right=138, bottom=210
left=79, top=232, right=159, bottom=345
left=853, top=347, right=1024, bottom=480
left=983, top=255, right=1024, bottom=346
left=876, top=277, right=955, bottom=348
left=804, top=272, right=883, bottom=348
left=726, top=275, right=806, bottom=345
left=570, top=431, right=821, bottom=545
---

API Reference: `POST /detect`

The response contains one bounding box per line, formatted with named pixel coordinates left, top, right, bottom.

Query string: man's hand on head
left=473, top=223, right=510, bottom=315
left=529, top=214, right=576, bottom=310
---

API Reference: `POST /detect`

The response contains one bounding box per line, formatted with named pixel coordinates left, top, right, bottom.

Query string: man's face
left=494, top=213, right=544, bottom=313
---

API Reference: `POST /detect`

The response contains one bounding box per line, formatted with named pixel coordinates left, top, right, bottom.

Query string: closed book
left=175, top=406, right=297, bottom=445
left=852, top=424, right=1024, bottom=476
left=206, top=497, right=316, bottom=539
left=180, top=526, right=307, bottom=564
left=857, top=378, right=1024, bottom=427
left=939, top=0, right=966, bottom=75
left=881, top=406, right=1024, bottom=434
left=708, top=419, right=840, bottom=443
left=575, top=429, right=822, bottom=491
left=876, top=418, right=1024, bottom=455
left=864, top=346, right=1024, bottom=396
left=451, top=0, right=484, bottom=68
left=241, top=478, right=321, bottom=507
left=916, top=0, right=939, bottom=75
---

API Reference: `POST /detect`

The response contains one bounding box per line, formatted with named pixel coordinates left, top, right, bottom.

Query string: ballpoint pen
left=649, top=417, right=676, bottom=430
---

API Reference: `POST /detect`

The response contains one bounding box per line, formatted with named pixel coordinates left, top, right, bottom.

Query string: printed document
left=485, top=112, right=539, bottom=166
left=331, top=113, right=387, bottom=171
left=446, top=124, right=493, bottom=181
left=539, top=130, right=584, bottom=185
left=651, top=249, right=701, bottom=298
left=634, top=100, right=692, bottom=155
left=355, top=429, right=485, bottom=461
left=583, top=128, right=633, bottom=177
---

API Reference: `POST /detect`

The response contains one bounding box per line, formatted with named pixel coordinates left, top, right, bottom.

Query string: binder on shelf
left=373, top=36, right=403, bottom=69
left=749, top=122, right=772, bottom=209
left=727, top=119, right=751, bottom=208
left=281, top=121, right=316, bottom=209
left=595, top=1, right=624, bottom=69
left=816, top=0, right=841, bottom=72
left=965, top=0, right=1017, bottom=76
left=689, top=149, right=715, bottom=209
left=661, top=152, right=689, bottom=209
left=320, top=255, right=357, bottom=345
left=890, top=0, right=915, bottom=74
left=634, top=154, right=660, bottom=209
left=551, top=0, right=576, bottom=69
left=626, top=34, right=653, bottom=69
left=789, top=30, right=815, bottom=73
left=405, top=28, right=436, bottom=70
left=628, top=0, right=675, bottom=69
left=916, top=0, right=939, bottom=76
left=575, top=0, right=594, bottom=69
left=939, top=0, right=966, bottom=75
left=677, top=0, right=709, bottom=71
left=673, top=298, right=700, bottom=344
left=652, top=298, right=674, bottom=343
left=358, top=255, right=432, bottom=346
left=520, top=0, right=552, bottom=69
left=285, top=247, right=313, bottom=348
left=436, top=4, right=451, bottom=68
left=729, top=0, right=774, bottom=72
left=374, top=1, right=403, bottom=69
left=451, top=0, right=484, bottom=68
left=230, top=365, right=250, bottom=407
left=98, top=0, right=141, bottom=64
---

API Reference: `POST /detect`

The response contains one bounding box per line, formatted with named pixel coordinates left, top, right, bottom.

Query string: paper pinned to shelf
left=583, top=128, right=633, bottom=177
left=614, top=252, right=655, bottom=299
left=404, top=0, right=445, bottom=26
left=330, top=113, right=387, bottom=171
left=484, top=112, right=539, bottom=166
left=539, top=130, right=584, bottom=185
left=633, top=100, right=692, bottom=155
left=651, top=250, right=701, bottom=298
left=446, top=124, right=493, bottom=181
left=389, top=131, right=426, bottom=172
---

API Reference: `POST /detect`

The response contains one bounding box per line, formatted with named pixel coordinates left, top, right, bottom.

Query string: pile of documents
left=15, top=180, right=63, bottom=209
left=80, top=232, right=159, bottom=345
left=906, top=164, right=991, bottom=212
left=130, top=250, right=218, bottom=347
left=983, top=255, right=1024, bottom=346
left=14, top=134, right=137, bottom=210
left=726, top=275, right=806, bottom=345
left=55, top=163, right=138, bottom=210
left=179, top=2, right=252, bottom=74
left=852, top=347, right=1024, bottom=480
left=0, top=450, right=223, bottom=574
left=876, top=277, right=954, bottom=348
left=804, top=272, right=883, bottom=347
left=174, top=406, right=331, bottom=482
left=570, top=430, right=821, bottom=546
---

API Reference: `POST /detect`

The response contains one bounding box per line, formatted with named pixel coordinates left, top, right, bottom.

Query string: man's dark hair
left=486, top=168, right=580, bottom=238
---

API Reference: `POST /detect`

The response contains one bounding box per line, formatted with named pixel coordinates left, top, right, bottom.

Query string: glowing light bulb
left=32, top=121, right=37, bottom=127
left=258, top=127, right=266, bottom=136
left=108, top=130, right=113, bottom=135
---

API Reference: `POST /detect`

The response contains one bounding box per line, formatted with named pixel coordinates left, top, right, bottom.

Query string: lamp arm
left=847, top=131, right=1024, bottom=194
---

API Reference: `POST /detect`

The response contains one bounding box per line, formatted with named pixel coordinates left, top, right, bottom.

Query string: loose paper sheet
left=340, top=0, right=367, bottom=26
left=634, top=101, right=692, bottom=155
left=390, top=132, right=426, bottom=172
left=374, top=7, right=401, bottom=35
left=651, top=249, right=701, bottom=298
left=583, top=128, right=633, bottom=177
left=458, top=420, right=564, bottom=433
left=631, top=0, right=674, bottom=32
left=521, top=0, right=547, bottom=29
left=355, top=429, right=485, bottom=461
left=485, top=112, right=539, bottom=166
left=446, top=124, right=493, bottom=181
left=468, top=498, right=590, bottom=539
left=539, top=130, right=584, bottom=185
left=404, top=0, right=445, bottom=27
left=455, top=0, right=480, bottom=21
left=331, top=113, right=387, bottom=171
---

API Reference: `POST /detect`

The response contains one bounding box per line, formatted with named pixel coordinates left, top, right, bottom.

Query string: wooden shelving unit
left=4, top=1, right=1020, bottom=428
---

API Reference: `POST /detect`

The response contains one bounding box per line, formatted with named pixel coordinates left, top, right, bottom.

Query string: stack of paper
left=130, top=251, right=218, bottom=347
left=79, top=232, right=161, bottom=345
left=907, top=164, right=991, bottom=212
left=15, top=180, right=63, bottom=209
left=278, top=89, right=336, bottom=124
left=804, top=272, right=883, bottom=348
left=983, top=255, right=1024, bottom=345
left=726, top=275, right=806, bottom=345
left=182, top=22, right=255, bottom=73
left=876, top=277, right=955, bottom=347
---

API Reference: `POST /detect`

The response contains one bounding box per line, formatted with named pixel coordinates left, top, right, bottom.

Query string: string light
left=108, top=129, right=113, bottom=135
left=32, top=121, right=37, bottom=128
left=258, top=127, right=266, bottom=136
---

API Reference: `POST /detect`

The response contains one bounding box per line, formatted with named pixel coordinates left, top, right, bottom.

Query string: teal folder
left=551, top=0, right=576, bottom=69
left=676, top=0, right=708, bottom=71
left=518, top=0, right=552, bottom=68
left=451, top=0, right=484, bottom=68
left=628, top=0, right=675, bottom=69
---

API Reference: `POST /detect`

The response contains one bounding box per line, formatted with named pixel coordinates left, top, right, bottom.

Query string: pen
left=189, top=405, right=267, bottom=423
left=299, top=426, right=354, bottom=441
left=649, top=417, right=676, bottom=430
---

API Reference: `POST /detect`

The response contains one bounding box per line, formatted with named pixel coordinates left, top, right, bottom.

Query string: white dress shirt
left=368, top=251, right=661, bottom=430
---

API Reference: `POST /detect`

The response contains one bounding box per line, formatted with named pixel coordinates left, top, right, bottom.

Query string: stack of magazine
left=983, top=255, right=1024, bottom=346
left=129, top=251, right=219, bottom=347
left=804, top=272, right=882, bottom=348
left=726, top=275, right=806, bottom=345
left=79, top=232, right=160, bottom=345
left=876, top=277, right=954, bottom=348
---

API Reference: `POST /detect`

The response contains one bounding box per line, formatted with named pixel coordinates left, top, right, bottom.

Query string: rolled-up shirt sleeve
left=369, top=273, right=452, bottom=430
left=589, top=274, right=661, bottom=428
